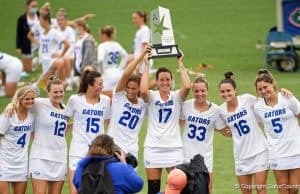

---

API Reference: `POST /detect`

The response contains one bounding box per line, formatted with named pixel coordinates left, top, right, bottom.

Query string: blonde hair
left=100, top=25, right=116, bottom=39
left=39, top=2, right=52, bottom=23
left=56, top=8, right=67, bottom=19
left=11, top=86, right=36, bottom=111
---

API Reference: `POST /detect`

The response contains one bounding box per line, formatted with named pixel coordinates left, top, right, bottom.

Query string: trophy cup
left=150, top=6, right=180, bottom=58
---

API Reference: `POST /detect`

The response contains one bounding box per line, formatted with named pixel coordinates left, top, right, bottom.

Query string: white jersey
left=144, top=90, right=183, bottom=148
left=66, top=94, right=110, bottom=157
left=219, top=94, right=267, bottom=161
left=74, top=33, right=89, bottom=72
left=107, top=90, right=146, bottom=156
left=97, top=41, right=128, bottom=71
left=28, top=14, right=41, bottom=49
left=181, top=100, right=226, bottom=162
left=0, top=111, right=34, bottom=169
left=254, top=93, right=300, bottom=159
left=39, top=28, right=64, bottom=72
left=30, top=98, right=68, bottom=163
left=133, top=25, right=150, bottom=74
left=58, top=26, right=75, bottom=58
left=0, top=52, right=21, bottom=71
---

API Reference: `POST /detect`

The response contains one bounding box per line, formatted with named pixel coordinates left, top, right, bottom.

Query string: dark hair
left=255, top=69, right=276, bottom=88
left=127, top=74, right=141, bottom=86
left=46, top=76, right=64, bottom=92
left=156, top=67, right=173, bottom=80
left=219, top=71, right=237, bottom=89
left=100, top=25, right=115, bottom=39
left=88, top=135, right=114, bottom=156
left=193, top=76, right=208, bottom=90
left=78, top=70, right=101, bottom=94
left=135, top=10, right=147, bottom=23
left=26, top=0, right=37, bottom=6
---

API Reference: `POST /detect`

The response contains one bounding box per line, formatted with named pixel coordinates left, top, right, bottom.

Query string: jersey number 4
left=17, top=133, right=27, bottom=148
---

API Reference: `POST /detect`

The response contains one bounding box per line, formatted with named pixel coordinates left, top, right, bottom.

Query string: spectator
left=16, top=0, right=39, bottom=72
left=73, top=134, right=144, bottom=194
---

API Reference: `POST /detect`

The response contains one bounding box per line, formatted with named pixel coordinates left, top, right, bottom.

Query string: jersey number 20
left=118, top=111, right=139, bottom=130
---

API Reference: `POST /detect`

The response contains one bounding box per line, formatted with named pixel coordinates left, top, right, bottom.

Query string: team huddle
left=1, top=1, right=300, bottom=194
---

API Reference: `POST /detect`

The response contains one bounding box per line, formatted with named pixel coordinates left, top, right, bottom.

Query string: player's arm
left=67, top=13, right=96, bottom=28
left=179, top=119, right=185, bottom=129
left=27, top=31, right=39, bottom=47
left=178, top=52, right=191, bottom=101
left=115, top=45, right=151, bottom=93
left=140, top=53, right=151, bottom=103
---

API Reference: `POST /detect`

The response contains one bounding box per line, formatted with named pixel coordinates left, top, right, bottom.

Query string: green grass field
left=1, top=0, right=300, bottom=193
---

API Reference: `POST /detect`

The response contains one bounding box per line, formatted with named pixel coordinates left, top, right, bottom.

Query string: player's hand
left=143, top=52, right=151, bottom=66
left=279, top=88, right=293, bottom=98
left=220, top=128, right=232, bottom=137
left=16, top=49, right=22, bottom=55
left=115, top=150, right=126, bottom=163
left=4, top=103, right=15, bottom=117
left=83, top=13, right=96, bottom=21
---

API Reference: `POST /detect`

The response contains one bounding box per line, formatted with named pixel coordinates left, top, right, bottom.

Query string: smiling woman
left=0, top=86, right=36, bottom=194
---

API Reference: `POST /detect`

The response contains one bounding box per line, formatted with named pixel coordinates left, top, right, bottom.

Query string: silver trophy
left=150, top=6, right=180, bottom=58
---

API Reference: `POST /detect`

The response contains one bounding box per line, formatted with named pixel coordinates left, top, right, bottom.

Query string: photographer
left=73, top=134, right=143, bottom=194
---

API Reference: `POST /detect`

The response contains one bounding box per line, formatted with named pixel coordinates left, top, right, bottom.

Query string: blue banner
left=283, top=0, right=300, bottom=36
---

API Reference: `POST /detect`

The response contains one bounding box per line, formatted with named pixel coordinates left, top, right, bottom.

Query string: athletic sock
left=148, top=179, right=161, bottom=194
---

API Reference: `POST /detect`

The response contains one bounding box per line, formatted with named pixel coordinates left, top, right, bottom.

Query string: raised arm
left=139, top=53, right=151, bottom=103
left=178, top=53, right=191, bottom=101
left=115, top=46, right=150, bottom=93
left=67, top=13, right=96, bottom=28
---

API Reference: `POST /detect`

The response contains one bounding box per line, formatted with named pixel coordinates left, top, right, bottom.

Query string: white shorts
left=69, top=156, right=83, bottom=171
left=3, top=59, right=23, bottom=82
left=235, top=150, right=269, bottom=176
left=30, top=158, right=67, bottom=181
left=270, top=154, right=300, bottom=170
left=0, top=166, right=28, bottom=182
left=41, top=57, right=56, bottom=74
left=144, top=147, right=183, bottom=168
left=102, top=68, right=122, bottom=91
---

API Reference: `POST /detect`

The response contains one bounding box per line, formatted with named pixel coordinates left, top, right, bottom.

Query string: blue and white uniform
left=29, top=98, right=68, bottom=181
left=107, top=90, right=146, bottom=158
left=38, top=28, right=64, bottom=73
left=181, top=100, right=226, bottom=172
left=58, top=26, right=76, bottom=59
left=66, top=94, right=110, bottom=170
left=97, top=41, right=128, bottom=91
left=0, top=52, right=23, bottom=83
left=219, top=94, right=268, bottom=175
left=0, top=111, right=34, bottom=181
left=254, top=93, right=300, bottom=170
left=144, top=90, right=183, bottom=168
